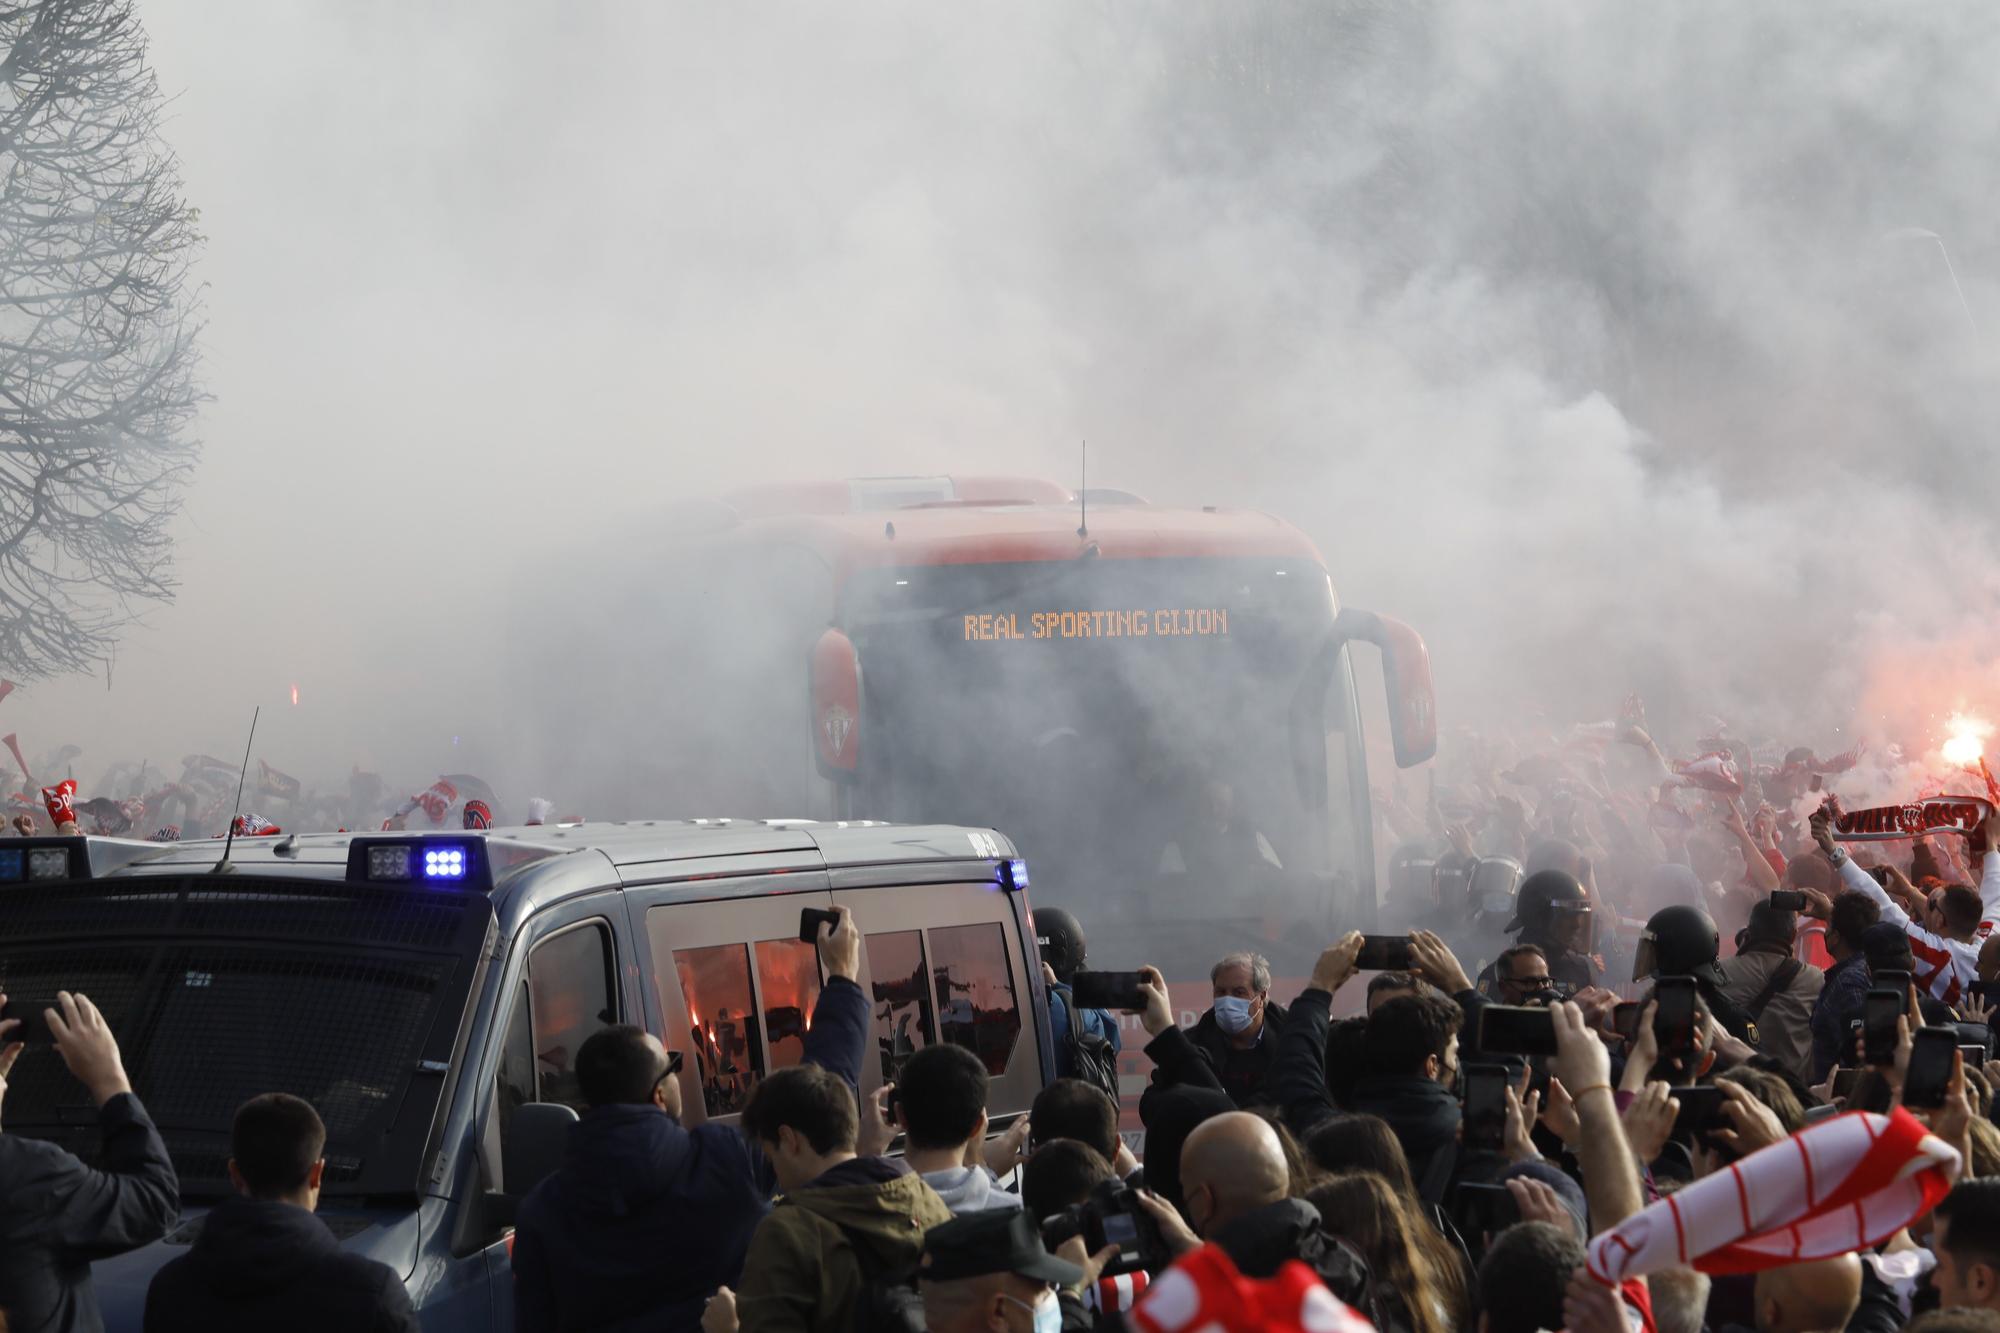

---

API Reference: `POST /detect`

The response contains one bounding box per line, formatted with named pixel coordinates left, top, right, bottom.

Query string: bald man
left=1176, top=1112, right=1372, bottom=1310
left=1750, top=1253, right=1862, bottom=1332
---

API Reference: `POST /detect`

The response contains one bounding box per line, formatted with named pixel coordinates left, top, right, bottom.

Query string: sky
left=15, top=1, right=2000, bottom=811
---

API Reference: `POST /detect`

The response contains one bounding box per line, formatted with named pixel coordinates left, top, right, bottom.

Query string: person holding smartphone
left=1715, top=899, right=1824, bottom=1087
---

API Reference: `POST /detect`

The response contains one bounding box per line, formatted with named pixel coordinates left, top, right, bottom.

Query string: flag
left=1586, top=1107, right=1959, bottom=1281
left=1131, top=1245, right=1374, bottom=1333
left=1670, top=751, right=1744, bottom=796
left=257, top=760, right=302, bottom=802
left=41, top=779, right=77, bottom=829
left=231, top=813, right=281, bottom=837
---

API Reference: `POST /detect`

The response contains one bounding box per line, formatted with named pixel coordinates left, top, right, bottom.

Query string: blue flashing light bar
left=346, top=836, right=490, bottom=892
left=1005, top=858, right=1030, bottom=892
left=0, top=841, right=83, bottom=883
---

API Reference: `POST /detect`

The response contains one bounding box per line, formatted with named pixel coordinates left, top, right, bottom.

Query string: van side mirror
left=1333, top=608, right=1437, bottom=768
left=503, top=1102, right=579, bottom=1200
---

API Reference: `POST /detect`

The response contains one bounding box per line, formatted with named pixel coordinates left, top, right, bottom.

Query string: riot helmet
left=1635, top=904, right=1723, bottom=984
left=1507, top=869, right=1591, bottom=951
left=1032, top=907, right=1088, bottom=984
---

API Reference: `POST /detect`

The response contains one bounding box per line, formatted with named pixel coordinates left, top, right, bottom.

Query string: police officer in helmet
left=1483, top=869, right=1597, bottom=995
left=1634, top=903, right=1759, bottom=1044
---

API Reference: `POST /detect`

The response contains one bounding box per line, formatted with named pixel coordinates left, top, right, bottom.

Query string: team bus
left=525, top=475, right=1435, bottom=983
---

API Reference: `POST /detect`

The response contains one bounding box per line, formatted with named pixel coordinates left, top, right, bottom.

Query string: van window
left=494, top=980, right=535, bottom=1143
left=528, top=922, right=616, bottom=1112
left=673, top=943, right=763, bottom=1115
left=928, top=923, right=1021, bottom=1076
left=866, top=929, right=935, bottom=1085
left=753, top=938, right=821, bottom=1070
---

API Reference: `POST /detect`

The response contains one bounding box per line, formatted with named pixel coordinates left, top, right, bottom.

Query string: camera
left=1040, top=1177, right=1164, bottom=1278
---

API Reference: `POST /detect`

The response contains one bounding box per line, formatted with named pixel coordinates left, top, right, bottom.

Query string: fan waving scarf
left=1588, top=1107, right=1959, bottom=1281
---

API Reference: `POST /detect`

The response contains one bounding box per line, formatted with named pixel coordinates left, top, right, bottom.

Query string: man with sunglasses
left=512, top=906, right=872, bottom=1333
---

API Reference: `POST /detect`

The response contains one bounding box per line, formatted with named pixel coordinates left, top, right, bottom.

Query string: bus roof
left=720, top=477, right=1329, bottom=578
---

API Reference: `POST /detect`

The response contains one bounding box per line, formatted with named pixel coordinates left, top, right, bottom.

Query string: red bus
left=525, top=474, right=1435, bottom=983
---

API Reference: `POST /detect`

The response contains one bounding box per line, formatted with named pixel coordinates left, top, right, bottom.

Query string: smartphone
left=1070, top=971, right=1147, bottom=1013
left=798, top=906, right=841, bottom=944
left=1964, top=1045, right=1990, bottom=1069
left=1863, top=988, right=1905, bottom=1066
left=1875, top=970, right=1913, bottom=996
left=1653, top=976, right=1699, bottom=1065
left=1355, top=934, right=1413, bottom=972
left=1669, top=1085, right=1726, bottom=1138
left=1456, top=1182, right=1521, bottom=1234
left=0, top=998, right=52, bottom=1045
left=1768, top=890, right=1807, bottom=912
left=1461, top=1063, right=1511, bottom=1152
left=1831, top=1068, right=1862, bottom=1099
left=1610, top=1002, right=1641, bottom=1042
left=1904, top=1027, right=1960, bottom=1110
left=1478, top=1005, right=1559, bottom=1057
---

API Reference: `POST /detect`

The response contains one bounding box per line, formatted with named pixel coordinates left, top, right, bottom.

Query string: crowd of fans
left=13, top=708, right=2000, bottom=1330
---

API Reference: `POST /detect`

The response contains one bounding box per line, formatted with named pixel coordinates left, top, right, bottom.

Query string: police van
left=0, top=820, right=1052, bottom=1331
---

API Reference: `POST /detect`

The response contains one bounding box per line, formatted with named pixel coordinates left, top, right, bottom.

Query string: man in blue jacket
left=511, top=906, right=870, bottom=1333
left=1806, top=886, right=1881, bottom=1081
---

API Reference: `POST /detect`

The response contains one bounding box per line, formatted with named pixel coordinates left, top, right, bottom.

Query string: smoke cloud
left=17, top=2, right=2000, bottom=814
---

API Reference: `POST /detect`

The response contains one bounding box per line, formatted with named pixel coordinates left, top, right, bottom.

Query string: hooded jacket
left=511, top=974, right=870, bottom=1333
left=1187, top=1000, right=1289, bottom=1108
left=734, top=1157, right=952, bottom=1333
left=918, top=1164, right=1021, bottom=1216
left=0, top=1091, right=178, bottom=1333
left=1347, top=1072, right=1461, bottom=1206
left=142, top=1197, right=417, bottom=1333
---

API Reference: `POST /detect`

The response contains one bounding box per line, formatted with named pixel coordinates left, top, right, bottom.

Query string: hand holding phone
left=1863, top=988, right=1904, bottom=1067
left=1461, top=1063, right=1510, bottom=1152
left=1767, top=890, right=1807, bottom=912
left=1610, top=1002, right=1641, bottom=1042
left=1478, top=1005, right=1559, bottom=1057
left=1652, top=976, right=1698, bottom=1077
left=1070, top=971, right=1148, bottom=1013
left=1354, top=934, right=1414, bottom=972
left=798, top=906, right=841, bottom=944
left=0, top=996, right=52, bottom=1046
left=1904, top=1027, right=1960, bottom=1110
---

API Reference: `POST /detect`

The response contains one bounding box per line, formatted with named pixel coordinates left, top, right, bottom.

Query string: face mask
left=1002, top=1291, right=1061, bottom=1333
left=1213, top=994, right=1255, bottom=1034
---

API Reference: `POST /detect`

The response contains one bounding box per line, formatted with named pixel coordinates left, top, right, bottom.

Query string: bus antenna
left=212, top=705, right=260, bottom=874
left=1076, top=439, right=1088, bottom=540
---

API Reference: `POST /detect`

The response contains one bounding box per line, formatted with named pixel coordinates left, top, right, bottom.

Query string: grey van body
left=0, top=820, right=1050, bottom=1331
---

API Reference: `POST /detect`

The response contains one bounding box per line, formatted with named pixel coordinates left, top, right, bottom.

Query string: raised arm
left=1723, top=804, right=1781, bottom=896
left=1272, top=933, right=1362, bottom=1137
left=801, top=906, right=868, bottom=1092
left=1814, top=805, right=1916, bottom=932
left=1548, top=1001, right=1643, bottom=1229
left=1136, top=966, right=1225, bottom=1095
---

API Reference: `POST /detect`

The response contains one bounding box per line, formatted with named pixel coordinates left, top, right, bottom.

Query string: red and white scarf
left=1587, top=1107, right=1959, bottom=1281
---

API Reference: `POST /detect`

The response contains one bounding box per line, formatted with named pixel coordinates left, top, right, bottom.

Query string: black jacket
left=1187, top=1002, right=1289, bottom=1109
left=1210, top=1199, right=1375, bottom=1320
left=0, top=1091, right=179, bottom=1333
left=511, top=974, right=869, bottom=1333
left=143, top=1196, right=417, bottom=1333
left=1347, top=1073, right=1461, bottom=1206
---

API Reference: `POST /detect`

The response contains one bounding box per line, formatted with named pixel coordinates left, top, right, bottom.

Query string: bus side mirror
left=810, top=627, right=863, bottom=782
left=1334, top=608, right=1438, bottom=769
left=503, top=1102, right=579, bottom=1201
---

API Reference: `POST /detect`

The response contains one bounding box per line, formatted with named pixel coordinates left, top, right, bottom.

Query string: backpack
left=838, top=1221, right=927, bottom=1333
left=1053, top=984, right=1124, bottom=1106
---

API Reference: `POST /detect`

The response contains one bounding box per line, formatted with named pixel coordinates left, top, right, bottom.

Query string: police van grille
left=0, top=875, right=483, bottom=1195
left=2, top=877, right=474, bottom=951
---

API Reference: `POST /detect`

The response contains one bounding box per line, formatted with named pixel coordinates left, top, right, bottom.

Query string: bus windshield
left=844, top=557, right=1363, bottom=975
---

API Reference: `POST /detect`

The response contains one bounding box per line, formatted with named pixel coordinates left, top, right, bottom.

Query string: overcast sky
left=17, top=2, right=2000, bottom=804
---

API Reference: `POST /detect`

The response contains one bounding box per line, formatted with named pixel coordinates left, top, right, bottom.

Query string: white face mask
left=1001, top=1290, right=1061, bottom=1333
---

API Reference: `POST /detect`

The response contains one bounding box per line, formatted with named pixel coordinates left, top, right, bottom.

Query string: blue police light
left=423, top=846, right=468, bottom=880
left=1005, top=858, right=1030, bottom=892
left=0, top=848, right=22, bottom=882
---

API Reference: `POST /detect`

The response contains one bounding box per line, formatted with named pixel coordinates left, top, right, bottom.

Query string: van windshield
left=0, top=875, right=490, bottom=1199
left=843, top=557, right=1359, bottom=975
